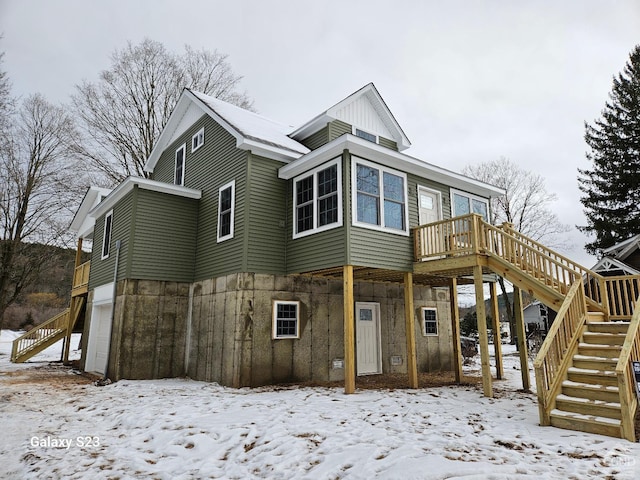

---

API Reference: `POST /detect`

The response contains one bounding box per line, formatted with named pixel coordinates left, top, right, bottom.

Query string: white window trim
left=191, top=127, right=204, bottom=153
left=272, top=300, right=300, bottom=339
left=351, top=156, right=409, bottom=236
left=174, top=143, right=186, bottom=186
left=352, top=126, right=379, bottom=144
left=421, top=307, right=438, bottom=337
left=292, top=157, right=343, bottom=239
left=217, top=180, right=235, bottom=243
left=450, top=188, right=490, bottom=219
left=101, top=210, right=113, bottom=260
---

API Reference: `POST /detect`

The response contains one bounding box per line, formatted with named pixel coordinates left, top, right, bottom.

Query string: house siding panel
left=328, top=119, right=352, bottom=141
left=88, top=191, right=133, bottom=289
left=246, top=154, right=287, bottom=274
left=379, top=136, right=398, bottom=151
left=299, top=126, right=329, bottom=150
left=129, top=189, right=198, bottom=282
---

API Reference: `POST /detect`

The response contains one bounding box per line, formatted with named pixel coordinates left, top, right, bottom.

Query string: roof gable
left=602, top=233, right=640, bottom=261
left=144, top=89, right=309, bottom=173
left=69, top=186, right=113, bottom=239
left=290, top=83, right=411, bottom=151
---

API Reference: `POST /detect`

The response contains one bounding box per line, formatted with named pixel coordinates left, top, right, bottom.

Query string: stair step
left=562, top=380, right=620, bottom=403
left=549, top=409, right=621, bottom=438
left=577, top=343, right=622, bottom=358
left=582, top=332, right=626, bottom=346
left=555, top=394, right=622, bottom=420
left=572, top=355, right=618, bottom=372
left=586, top=312, right=606, bottom=322
left=566, top=367, right=618, bottom=386
left=586, top=321, right=630, bottom=334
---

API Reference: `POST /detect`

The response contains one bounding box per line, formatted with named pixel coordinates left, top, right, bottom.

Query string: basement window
left=192, top=127, right=204, bottom=152
left=422, top=307, right=438, bottom=336
left=273, top=301, right=300, bottom=339
left=101, top=210, right=113, bottom=260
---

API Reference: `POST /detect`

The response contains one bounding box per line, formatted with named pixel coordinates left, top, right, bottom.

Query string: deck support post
left=343, top=265, right=355, bottom=394
left=489, top=281, right=504, bottom=380
left=449, top=278, right=463, bottom=383
left=513, top=286, right=530, bottom=390
left=63, top=237, right=83, bottom=364
left=404, top=272, right=418, bottom=388
left=474, top=266, right=492, bottom=397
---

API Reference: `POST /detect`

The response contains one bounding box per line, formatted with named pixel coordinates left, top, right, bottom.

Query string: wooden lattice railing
left=617, top=300, right=640, bottom=441
left=10, top=308, right=70, bottom=362
left=533, top=281, right=588, bottom=425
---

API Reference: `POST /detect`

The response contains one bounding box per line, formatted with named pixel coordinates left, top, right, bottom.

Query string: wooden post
left=474, top=265, right=492, bottom=397
left=404, top=272, right=418, bottom=388
left=63, top=238, right=83, bottom=364
left=513, top=286, right=530, bottom=390
left=489, top=281, right=504, bottom=380
left=449, top=277, right=463, bottom=383
left=343, top=265, right=355, bottom=394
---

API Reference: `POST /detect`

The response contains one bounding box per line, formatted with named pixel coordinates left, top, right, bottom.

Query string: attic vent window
left=192, top=127, right=204, bottom=152
left=355, top=128, right=377, bottom=144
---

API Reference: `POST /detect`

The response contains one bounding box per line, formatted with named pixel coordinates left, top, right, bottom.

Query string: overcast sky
left=1, top=0, right=639, bottom=267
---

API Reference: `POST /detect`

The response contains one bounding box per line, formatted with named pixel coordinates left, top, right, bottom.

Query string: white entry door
left=418, top=186, right=441, bottom=225
left=356, top=302, right=382, bottom=375
left=85, top=304, right=113, bottom=375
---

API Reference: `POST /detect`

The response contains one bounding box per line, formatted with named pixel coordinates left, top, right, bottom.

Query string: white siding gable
left=165, top=102, right=205, bottom=147
left=334, top=94, right=393, bottom=139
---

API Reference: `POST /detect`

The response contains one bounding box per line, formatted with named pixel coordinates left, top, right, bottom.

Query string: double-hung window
left=217, top=180, right=235, bottom=242
left=272, top=301, right=300, bottom=339
left=101, top=210, right=113, bottom=259
left=174, top=144, right=186, bottom=186
left=451, top=189, right=489, bottom=221
left=421, top=307, right=438, bottom=336
left=293, top=158, right=342, bottom=239
left=352, top=157, right=408, bottom=235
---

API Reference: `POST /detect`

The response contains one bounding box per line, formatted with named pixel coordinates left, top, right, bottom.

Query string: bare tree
left=463, top=157, right=571, bottom=343
left=0, top=94, right=80, bottom=328
left=72, top=38, right=253, bottom=184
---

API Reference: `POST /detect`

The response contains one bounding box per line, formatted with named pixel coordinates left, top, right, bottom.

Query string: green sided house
left=13, top=82, right=640, bottom=440
left=68, top=83, right=502, bottom=389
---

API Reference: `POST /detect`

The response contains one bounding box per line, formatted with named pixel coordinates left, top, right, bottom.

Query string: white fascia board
left=69, top=186, right=113, bottom=236
left=238, top=138, right=303, bottom=163
left=89, top=177, right=202, bottom=219
left=289, top=113, right=333, bottom=140
left=279, top=134, right=504, bottom=199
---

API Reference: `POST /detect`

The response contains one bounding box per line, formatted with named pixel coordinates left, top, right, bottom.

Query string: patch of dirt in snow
left=1, top=362, right=96, bottom=387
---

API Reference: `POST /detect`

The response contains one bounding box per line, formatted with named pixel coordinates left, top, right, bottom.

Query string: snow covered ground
left=1, top=330, right=638, bottom=479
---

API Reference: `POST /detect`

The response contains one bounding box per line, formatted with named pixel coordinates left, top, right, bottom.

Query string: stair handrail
left=533, top=280, right=588, bottom=425
left=480, top=222, right=581, bottom=296
left=10, top=308, right=70, bottom=362
left=615, top=297, right=640, bottom=442
left=500, top=223, right=608, bottom=314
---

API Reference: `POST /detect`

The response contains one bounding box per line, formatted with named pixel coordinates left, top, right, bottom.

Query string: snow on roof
left=189, top=90, right=309, bottom=156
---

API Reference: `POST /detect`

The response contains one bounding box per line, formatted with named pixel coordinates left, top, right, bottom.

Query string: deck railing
left=616, top=293, right=640, bottom=441
left=10, top=308, right=70, bottom=362
left=604, top=275, right=640, bottom=320
left=73, top=261, right=90, bottom=290
left=533, top=281, right=588, bottom=425
left=413, top=214, right=477, bottom=260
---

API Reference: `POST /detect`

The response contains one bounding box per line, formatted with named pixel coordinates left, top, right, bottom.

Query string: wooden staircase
left=413, top=214, right=640, bottom=441
left=11, top=258, right=89, bottom=364
left=550, top=314, right=629, bottom=438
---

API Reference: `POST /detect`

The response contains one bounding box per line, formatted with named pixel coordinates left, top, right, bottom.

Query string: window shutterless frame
left=174, top=144, right=186, bottom=186
left=421, top=307, right=438, bottom=336
left=272, top=300, right=300, bottom=339
left=450, top=188, right=490, bottom=221
left=192, top=127, right=204, bottom=152
left=351, top=156, right=409, bottom=236
left=101, top=210, right=113, bottom=260
left=217, top=180, right=235, bottom=242
left=292, top=158, right=342, bottom=239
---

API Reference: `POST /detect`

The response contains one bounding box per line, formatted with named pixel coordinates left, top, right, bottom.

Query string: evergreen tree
left=578, top=45, right=640, bottom=256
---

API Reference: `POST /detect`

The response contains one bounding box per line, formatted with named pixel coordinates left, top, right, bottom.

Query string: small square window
left=273, top=301, right=300, bottom=339
left=192, top=127, right=204, bottom=152
left=422, top=307, right=438, bottom=336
